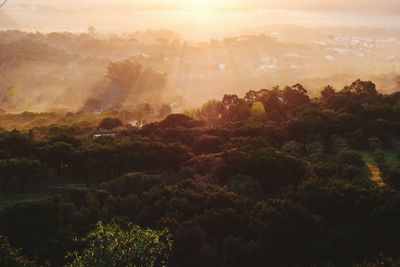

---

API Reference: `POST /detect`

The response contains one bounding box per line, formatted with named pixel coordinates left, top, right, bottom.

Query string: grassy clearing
left=359, top=150, right=399, bottom=168
left=384, top=150, right=399, bottom=168
left=359, top=150, right=375, bottom=165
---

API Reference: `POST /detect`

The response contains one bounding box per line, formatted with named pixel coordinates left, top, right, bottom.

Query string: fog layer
left=0, top=2, right=399, bottom=113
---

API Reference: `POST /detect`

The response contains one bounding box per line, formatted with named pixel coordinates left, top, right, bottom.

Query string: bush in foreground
left=67, top=222, right=173, bottom=267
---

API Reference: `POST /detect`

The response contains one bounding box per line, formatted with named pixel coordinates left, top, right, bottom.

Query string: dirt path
left=368, top=164, right=385, bottom=186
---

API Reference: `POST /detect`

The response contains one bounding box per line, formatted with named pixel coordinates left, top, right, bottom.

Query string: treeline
left=0, top=80, right=400, bottom=266
left=0, top=30, right=178, bottom=113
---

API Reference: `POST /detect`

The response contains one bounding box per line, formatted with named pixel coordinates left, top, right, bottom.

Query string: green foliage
left=355, top=254, right=400, bottom=267
left=103, top=173, right=161, bottom=196
left=67, top=222, right=173, bottom=267
left=192, top=135, right=222, bottom=155
left=337, top=149, right=365, bottom=167
left=0, top=235, right=36, bottom=267
left=360, top=150, right=375, bottom=165
left=227, top=175, right=262, bottom=198
left=369, top=136, right=384, bottom=151
left=98, top=118, right=123, bottom=130
left=0, top=158, right=46, bottom=192
left=251, top=101, right=265, bottom=114
left=1, top=79, right=400, bottom=266
left=219, top=147, right=308, bottom=190
left=0, top=200, right=59, bottom=247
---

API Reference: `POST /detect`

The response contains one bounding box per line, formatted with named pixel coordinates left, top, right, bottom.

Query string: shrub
left=67, top=222, right=173, bottom=267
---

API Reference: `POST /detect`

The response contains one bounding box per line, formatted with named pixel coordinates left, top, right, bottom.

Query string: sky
left=5, top=0, right=400, bottom=11
left=2, top=0, right=400, bottom=40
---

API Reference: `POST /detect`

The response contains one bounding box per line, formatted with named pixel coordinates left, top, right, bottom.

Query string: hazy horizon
left=2, top=1, right=400, bottom=41
left=4, top=0, right=400, bottom=12
left=0, top=0, right=400, bottom=113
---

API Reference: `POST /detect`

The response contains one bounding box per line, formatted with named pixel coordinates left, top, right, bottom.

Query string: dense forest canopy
left=0, top=79, right=399, bottom=266
left=1, top=1, right=400, bottom=266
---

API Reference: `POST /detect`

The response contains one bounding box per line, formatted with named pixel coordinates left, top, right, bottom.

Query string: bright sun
left=185, top=0, right=213, bottom=11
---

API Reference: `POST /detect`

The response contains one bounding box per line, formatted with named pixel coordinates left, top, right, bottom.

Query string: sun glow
left=184, top=0, right=214, bottom=11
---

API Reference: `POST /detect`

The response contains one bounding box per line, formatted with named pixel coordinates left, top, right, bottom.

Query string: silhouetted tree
left=106, top=60, right=143, bottom=94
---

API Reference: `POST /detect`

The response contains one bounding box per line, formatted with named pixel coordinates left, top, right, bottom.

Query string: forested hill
left=0, top=79, right=400, bottom=266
